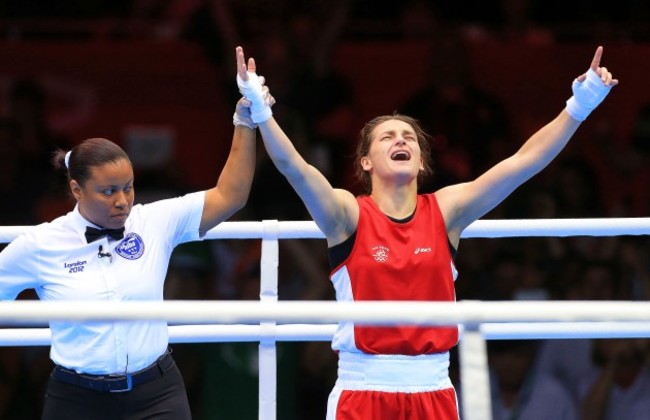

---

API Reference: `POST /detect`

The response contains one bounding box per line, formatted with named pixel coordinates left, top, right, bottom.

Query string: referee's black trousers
left=41, top=356, right=191, bottom=420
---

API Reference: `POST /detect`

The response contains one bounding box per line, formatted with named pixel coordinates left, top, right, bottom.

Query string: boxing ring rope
left=3, top=321, right=650, bottom=345
left=1, top=218, right=650, bottom=420
left=2, top=217, right=650, bottom=243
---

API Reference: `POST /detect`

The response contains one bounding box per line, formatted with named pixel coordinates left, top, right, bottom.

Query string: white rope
left=0, top=300, right=649, bottom=325
left=2, top=218, right=649, bottom=243
left=459, top=217, right=650, bottom=238
left=2, top=322, right=650, bottom=347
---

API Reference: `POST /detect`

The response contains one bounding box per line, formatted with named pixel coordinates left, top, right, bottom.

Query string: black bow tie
left=85, top=226, right=125, bottom=243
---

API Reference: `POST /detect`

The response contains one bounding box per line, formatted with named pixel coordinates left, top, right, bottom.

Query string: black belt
left=51, top=352, right=174, bottom=393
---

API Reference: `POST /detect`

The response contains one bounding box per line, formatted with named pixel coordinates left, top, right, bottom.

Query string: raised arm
left=235, top=46, right=358, bottom=246
left=199, top=51, right=259, bottom=233
left=437, top=46, right=618, bottom=245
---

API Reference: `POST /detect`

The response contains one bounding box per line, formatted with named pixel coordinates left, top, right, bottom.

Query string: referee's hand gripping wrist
left=233, top=97, right=257, bottom=129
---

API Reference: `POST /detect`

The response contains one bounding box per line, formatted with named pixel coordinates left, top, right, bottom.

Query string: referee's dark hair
left=52, top=138, right=131, bottom=186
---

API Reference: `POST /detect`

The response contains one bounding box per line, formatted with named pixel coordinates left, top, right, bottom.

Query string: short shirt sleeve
left=137, top=191, right=206, bottom=247
left=0, top=232, right=40, bottom=300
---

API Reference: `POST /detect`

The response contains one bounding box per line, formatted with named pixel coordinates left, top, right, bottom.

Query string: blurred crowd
left=0, top=1, right=649, bottom=419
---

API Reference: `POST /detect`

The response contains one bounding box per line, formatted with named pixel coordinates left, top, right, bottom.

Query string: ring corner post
left=259, top=220, right=279, bottom=420
left=459, top=325, right=492, bottom=420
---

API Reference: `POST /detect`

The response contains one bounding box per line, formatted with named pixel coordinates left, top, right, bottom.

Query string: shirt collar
left=68, top=205, right=129, bottom=244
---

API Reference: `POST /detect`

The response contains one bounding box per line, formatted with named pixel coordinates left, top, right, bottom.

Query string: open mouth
left=390, top=151, right=411, bottom=161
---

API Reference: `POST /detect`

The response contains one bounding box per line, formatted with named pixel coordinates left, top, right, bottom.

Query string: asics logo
left=414, top=247, right=431, bottom=254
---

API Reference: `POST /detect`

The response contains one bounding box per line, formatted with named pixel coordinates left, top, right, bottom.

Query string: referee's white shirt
left=0, top=191, right=205, bottom=375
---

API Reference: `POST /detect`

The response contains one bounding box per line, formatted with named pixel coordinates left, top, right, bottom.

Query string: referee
left=0, top=49, right=265, bottom=419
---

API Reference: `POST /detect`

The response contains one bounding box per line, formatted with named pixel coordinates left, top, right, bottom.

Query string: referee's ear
left=70, top=180, right=82, bottom=201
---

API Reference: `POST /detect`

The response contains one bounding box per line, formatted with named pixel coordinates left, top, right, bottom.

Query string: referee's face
left=71, top=158, right=134, bottom=229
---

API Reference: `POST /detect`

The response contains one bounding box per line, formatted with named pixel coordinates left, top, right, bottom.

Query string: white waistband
left=335, top=352, right=453, bottom=392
